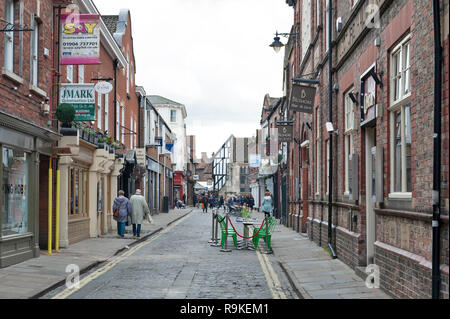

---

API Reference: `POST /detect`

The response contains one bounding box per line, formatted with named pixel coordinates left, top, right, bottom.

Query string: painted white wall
left=154, top=104, right=187, bottom=172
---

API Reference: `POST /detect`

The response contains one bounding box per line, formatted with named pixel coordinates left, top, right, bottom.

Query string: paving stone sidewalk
left=0, top=208, right=193, bottom=299
left=256, top=212, right=391, bottom=299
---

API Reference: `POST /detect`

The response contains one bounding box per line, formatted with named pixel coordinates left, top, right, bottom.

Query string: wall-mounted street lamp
left=269, top=31, right=299, bottom=53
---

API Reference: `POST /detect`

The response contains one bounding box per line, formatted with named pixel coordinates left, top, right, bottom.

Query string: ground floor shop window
left=1, top=147, right=30, bottom=237
left=69, top=167, right=88, bottom=218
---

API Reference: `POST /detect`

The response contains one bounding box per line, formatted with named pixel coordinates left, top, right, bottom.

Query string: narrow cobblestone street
left=40, top=208, right=298, bottom=299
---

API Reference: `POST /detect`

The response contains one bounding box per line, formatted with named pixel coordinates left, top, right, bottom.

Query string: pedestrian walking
left=261, top=190, right=273, bottom=219
left=249, top=195, right=255, bottom=212
left=113, top=190, right=132, bottom=238
left=129, top=189, right=150, bottom=238
left=219, top=195, right=224, bottom=209
left=202, top=195, right=208, bottom=213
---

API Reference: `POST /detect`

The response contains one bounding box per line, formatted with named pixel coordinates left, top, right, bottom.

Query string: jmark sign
left=60, top=84, right=96, bottom=121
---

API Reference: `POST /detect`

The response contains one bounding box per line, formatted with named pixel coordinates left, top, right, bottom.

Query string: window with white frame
left=126, top=53, right=130, bottom=95
left=104, top=93, right=109, bottom=133
left=344, top=89, right=355, bottom=195
left=134, top=119, right=137, bottom=148
left=97, top=93, right=102, bottom=130
left=316, top=111, right=321, bottom=194
left=389, top=35, right=412, bottom=197
left=116, top=101, right=120, bottom=142
left=130, top=116, right=133, bottom=148
left=326, top=139, right=330, bottom=194
left=390, top=36, right=411, bottom=105
left=121, top=106, right=125, bottom=143
left=67, top=65, right=73, bottom=83
left=316, top=0, right=320, bottom=26
left=170, top=109, right=177, bottom=122
left=30, top=18, right=39, bottom=86
left=4, top=0, right=15, bottom=72
left=78, top=65, right=84, bottom=83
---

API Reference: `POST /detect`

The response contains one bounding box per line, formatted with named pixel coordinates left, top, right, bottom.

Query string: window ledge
left=29, top=85, right=47, bottom=98
left=388, top=192, right=412, bottom=199
left=1, top=68, right=24, bottom=85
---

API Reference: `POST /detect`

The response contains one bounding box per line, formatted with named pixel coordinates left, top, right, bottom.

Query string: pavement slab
left=254, top=212, right=392, bottom=299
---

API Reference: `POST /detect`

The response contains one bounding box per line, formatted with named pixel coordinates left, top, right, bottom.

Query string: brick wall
left=0, top=0, right=55, bottom=131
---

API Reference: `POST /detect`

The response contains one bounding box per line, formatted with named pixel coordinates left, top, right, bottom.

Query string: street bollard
left=211, top=210, right=221, bottom=247
left=220, top=212, right=232, bottom=252
left=262, top=213, right=273, bottom=255
left=208, top=209, right=216, bottom=243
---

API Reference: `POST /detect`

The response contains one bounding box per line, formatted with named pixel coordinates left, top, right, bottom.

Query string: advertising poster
left=59, top=83, right=96, bottom=121
left=60, top=14, right=100, bottom=65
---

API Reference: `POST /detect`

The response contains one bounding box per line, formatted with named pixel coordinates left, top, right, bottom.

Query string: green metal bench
left=252, top=217, right=276, bottom=251
left=218, top=215, right=238, bottom=249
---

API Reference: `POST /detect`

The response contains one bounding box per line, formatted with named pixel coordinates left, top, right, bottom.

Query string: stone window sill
left=1, top=68, right=24, bottom=85
left=388, top=192, right=412, bottom=200
left=29, top=85, right=47, bottom=98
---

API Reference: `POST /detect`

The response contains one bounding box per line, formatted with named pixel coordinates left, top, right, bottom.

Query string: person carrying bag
left=113, top=190, right=132, bottom=238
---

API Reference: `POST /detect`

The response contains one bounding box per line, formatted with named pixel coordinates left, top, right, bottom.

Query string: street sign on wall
left=60, top=14, right=100, bottom=65
left=290, top=84, right=316, bottom=113
left=59, top=83, right=95, bottom=121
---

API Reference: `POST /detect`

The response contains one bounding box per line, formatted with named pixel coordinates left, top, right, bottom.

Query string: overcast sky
left=94, top=0, right=292, bottom=158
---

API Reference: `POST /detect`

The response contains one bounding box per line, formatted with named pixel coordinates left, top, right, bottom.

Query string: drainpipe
left=431, top=0, right=442, bottom=300
left=327, top=0, right=337, bottom=259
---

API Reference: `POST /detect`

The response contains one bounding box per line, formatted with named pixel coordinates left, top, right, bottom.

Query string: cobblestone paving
left=42, top=209, right=296, bottom=299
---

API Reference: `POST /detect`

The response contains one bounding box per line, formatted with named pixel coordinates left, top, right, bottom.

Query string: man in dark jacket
left=113, top=190, right=132, bottom=238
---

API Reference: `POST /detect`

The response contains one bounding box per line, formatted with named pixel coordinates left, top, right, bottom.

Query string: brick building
left=0, top=0, right=61, bottom=267
left=51, top=1, right=129, bottom=246
left=274, top=0, right=449, bottom=299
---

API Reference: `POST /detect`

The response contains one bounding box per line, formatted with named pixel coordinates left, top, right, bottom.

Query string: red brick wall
left=0, top=0, right=55, bottom=131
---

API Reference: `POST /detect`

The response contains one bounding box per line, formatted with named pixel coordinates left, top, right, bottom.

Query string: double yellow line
left=256, top=249, right=287, bottom=299
left=53, top=212, right=193, bottom=299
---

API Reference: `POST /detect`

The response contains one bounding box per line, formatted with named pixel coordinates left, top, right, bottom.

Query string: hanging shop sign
left=59, top=83, right=95, bottom=121
left=276, top=122, right=294, bottom=143
left=94, top=81, right=113, bottom=94
left=60, top=14, right=100, bottom=65
left=360, top=69, right=377, bottom=127
left=135, top=148, right=146, bottom=166
left=289, top=84, right=315, bottom=114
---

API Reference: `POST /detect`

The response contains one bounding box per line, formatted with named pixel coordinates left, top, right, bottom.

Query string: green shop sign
left=59, top=83, right=96, bottom=121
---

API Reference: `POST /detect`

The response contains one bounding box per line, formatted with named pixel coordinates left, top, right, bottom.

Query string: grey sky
left=94, top=0, right=292, bottom=158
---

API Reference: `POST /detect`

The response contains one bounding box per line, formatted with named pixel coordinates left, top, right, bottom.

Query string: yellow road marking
left=52, top=212, right=193, bottom=299
left=256, top=248, right=287, bottom=299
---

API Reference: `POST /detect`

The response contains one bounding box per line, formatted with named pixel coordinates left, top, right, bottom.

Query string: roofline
left=77, top=0, right=127, bottom=69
